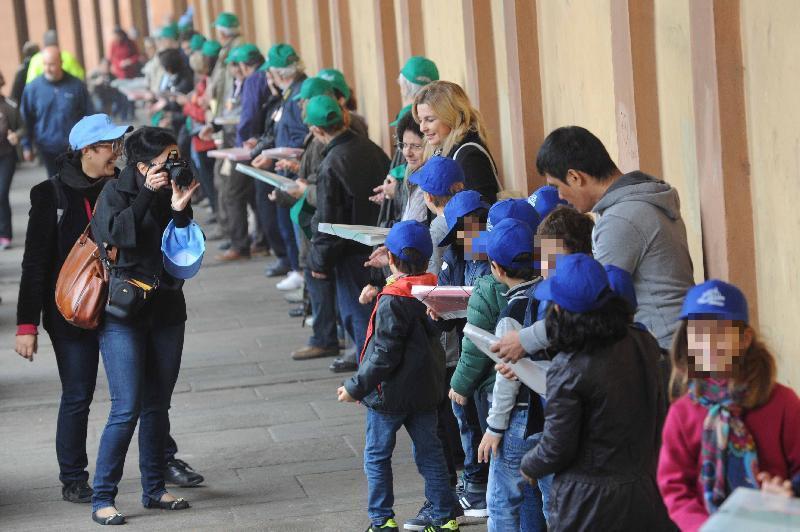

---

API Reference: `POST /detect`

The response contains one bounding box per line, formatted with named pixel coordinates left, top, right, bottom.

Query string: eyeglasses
left=94, top=138, right=124, bottom=155
left=397, top=142, right=424, bottom=151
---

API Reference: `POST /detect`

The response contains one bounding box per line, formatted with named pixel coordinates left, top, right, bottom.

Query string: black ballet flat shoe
left=91, top=511, right=126, bottom=525
left=143, top=497, right=190, bottom=510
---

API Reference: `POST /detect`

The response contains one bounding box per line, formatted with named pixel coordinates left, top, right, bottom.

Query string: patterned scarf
left=688, top=379, right=760, bottom=514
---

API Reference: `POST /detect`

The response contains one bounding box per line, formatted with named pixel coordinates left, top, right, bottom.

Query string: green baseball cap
left=293, top=77, right=334, bottom=100
left=317, top=68, right=351, bottom=100
left=201, top=39, right=222, bottom=57
left=189, top=34, right=206, bottom=52
left=159, top=24, right=179, bottom=41
left=389, top=104, right=412, bottom=126
left=400, top=56, right=439, bottom=85
left=225, top=43, right=260, bottom=64
left=304, top=95, right=343, bottom=127
left=266, top=43, right=300, bottom=68
left=214, top=12, right=239, bottom=28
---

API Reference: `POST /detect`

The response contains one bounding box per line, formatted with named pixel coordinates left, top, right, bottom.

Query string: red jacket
left=183, top=76, right=216, bottom=152
left=108, top=40, right=140, bottom=80
left=657, top=383, right=800, bottom=531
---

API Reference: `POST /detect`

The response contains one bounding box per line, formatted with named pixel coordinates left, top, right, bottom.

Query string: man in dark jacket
left=338, top=221, right=458, bottom=531
left=307, top=95, right=389, bottom=362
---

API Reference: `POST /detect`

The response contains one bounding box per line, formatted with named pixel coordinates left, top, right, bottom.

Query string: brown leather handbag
left=54, top=223, right=116, bottom=330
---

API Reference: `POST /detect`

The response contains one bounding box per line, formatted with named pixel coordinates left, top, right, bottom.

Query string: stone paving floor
left=0, top=163, right=486, bottom=531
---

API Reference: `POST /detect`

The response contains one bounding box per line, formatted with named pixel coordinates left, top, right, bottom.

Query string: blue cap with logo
left=534, top=253, right=611, bottom=313
left=409, top=156, right=465, bottom=196
left=487, top=218, right=535, bottom=270
left=679, top=279, right=749, bottom=323
left=69, top=114, right=133, bottom=151
left=439, top=190, right=487, bottom=247
left=527, top=185, right=567, bottom=220
left=604, top=264, right=637, bottom=310
left=161, top=220, right=206, bottom=280
left=487, top=198, right=541, bottom=231
left=385, top=220, right=433, bottom=266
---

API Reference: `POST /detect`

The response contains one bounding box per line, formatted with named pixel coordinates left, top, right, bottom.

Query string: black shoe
left=288, top=306, right=306, bottom=318
left=404, top=500, right=433, bottom=530
left=91, top=510, right=126, bottom=525
left=265, top=260, right=291, bottom=277
left=142, top=496, right=190, bottom=510
left=62, top=480, right=93, bottom=503
left=164, top=459, right=204, bottom=487
left=329, top=357, right=358, bottom=373
left=457, top=484, right=487, bottom=518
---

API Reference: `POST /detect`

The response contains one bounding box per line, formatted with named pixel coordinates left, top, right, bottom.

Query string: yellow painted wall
left=420, top=0, right=468, bottom=89
left=346, top=0, right=386, bottom=147
left=653, top=0, right=704, bottom=283
left=536, top=0, right=619, bottom=160
left=296, top=0, right=322, bottom=74
left=740, top=0, right=800, bottom=388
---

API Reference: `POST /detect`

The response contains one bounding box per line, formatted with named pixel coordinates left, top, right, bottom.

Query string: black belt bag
left=106, top=270, right=158, bottom=320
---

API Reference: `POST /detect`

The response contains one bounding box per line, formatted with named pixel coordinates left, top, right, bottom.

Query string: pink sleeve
left=16, top=324, right=38, bottom=335
left=657, top=400, right=709, bottom=532
left=780, top=386, right=800, bottom=478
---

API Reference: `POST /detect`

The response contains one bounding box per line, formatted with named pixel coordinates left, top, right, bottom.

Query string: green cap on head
left=159, top=24, right=179, bottom=41
left=225, top=43, right=260, bottom=64
left=293, top=77, right=334, bottom=101
left=201, top=39, right=222, bottom=58
left=266, top=43, right=300, bottom=69
left=214, top=12, right=239, bottom=28
left=317, top=68, right=351, bottom=100
left=400, top=56, right=439, bottom=85
left=189, top=34, right=206, bottom=51
left=389, top=104, right=412, bottom=126
left=304, top=95, right=343, bottom=127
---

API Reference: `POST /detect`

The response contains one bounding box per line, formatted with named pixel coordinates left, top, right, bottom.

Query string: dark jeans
left=93, top=318, right=185, bottom=511
left=190, top=145, right=217, bottom=214
left=304, top=267, right=338, bottom=349
left=452, top=391, right=490, bottom=486
left=220, top=167, right=254, bottom=253
left=276, top=205, right=299, bottom=271
left=364, top=408, right=456, bottom=526
left=438, top=366, right=461, bottom=487
left=333, top=253, right=372, bottom=357
left=255, top=180, right=286, bottom=258
left=38, top=149, right=60, bottom=179
left=0, top=152, right=16, bottom=238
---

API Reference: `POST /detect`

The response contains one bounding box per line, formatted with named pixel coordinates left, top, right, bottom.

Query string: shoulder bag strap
left=453, top=141, right=501, bottom=189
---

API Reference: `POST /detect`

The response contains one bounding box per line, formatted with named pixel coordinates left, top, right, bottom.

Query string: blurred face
left=42, top=48, right=64, bottom=82
left=686, top=319, right=751, bottom=376
left=416, top=103, right=451, bottom=147
left=457, top=215, right=486, bottom=261
left=545, top=172, right=595, bottom=214
left=400, top=130, right=424, bottom=169
left=535, top=236, right=569, bottom=279
left=82, top=138, right=124, bottom=178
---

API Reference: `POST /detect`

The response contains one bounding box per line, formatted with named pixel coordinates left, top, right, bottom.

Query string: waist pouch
left=106, top=270, right=158, bottom=320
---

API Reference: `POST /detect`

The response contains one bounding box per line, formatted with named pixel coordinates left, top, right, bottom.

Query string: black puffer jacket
left=521, top=326, right=674, bottom=532
left=91, top=165, right=192, bottom=325
left=308, top=129, right=390, bottom=272
left=345, top=274, right=445, bottom=414
left=448, top=130, right=499, bottom=203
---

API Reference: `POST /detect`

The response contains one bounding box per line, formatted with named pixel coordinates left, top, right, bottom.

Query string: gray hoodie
left=592, top=171, right=695, bottom=348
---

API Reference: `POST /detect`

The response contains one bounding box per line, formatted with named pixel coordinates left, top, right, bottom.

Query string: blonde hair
left=412, top=81, right=488, bottom=161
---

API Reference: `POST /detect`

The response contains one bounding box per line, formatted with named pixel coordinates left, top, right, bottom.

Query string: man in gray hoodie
left=493, top=126, right=694, bottom=357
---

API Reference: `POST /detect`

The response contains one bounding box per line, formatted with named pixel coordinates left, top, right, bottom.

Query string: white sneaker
left=276, top=271, right=304, bottom=291
left=304, top=316, right=315, bottom=327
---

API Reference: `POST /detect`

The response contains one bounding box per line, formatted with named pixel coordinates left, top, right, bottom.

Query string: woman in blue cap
left=520, top=253, right=673, bottom=531
left=14, top=114, right=131, bottom=504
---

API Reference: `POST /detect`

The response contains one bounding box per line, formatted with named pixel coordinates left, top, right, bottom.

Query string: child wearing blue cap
left=658, top=280, right=800, bottom=531
left=520, top=254, right=672, bottom=531
left=337, top=221, right=460, bottom=532
left=526, top=185, right=567, bottom=220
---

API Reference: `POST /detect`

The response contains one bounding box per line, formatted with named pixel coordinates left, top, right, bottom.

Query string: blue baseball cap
left=534, top=253, right=611, bottom=313
left=527, top=185, right=567, bottom=219
left=161, top=220, right=205, bottom=280
left=487, top=218, right=535, bottom=270
left=439, top=190, right=487, bottom=246
left=487, top=198, right=541, bottom=231
left=385, top=220, right=433, bottom=266
left=604, top=264, right=637, bottom=310
left=679, top=279, right=749, bottom=323
left=409, top=156, right=465, bottom=196
left=69, top=114, right=133, bottom=151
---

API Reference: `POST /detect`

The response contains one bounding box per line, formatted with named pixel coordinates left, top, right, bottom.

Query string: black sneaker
left=422, top=520, right=459, bottom=531
left=62, top=480, right=93, bottom=503
left=457, top=488, right=487, bottom=518
left=164, top=458, right=204, bottom=487
left=366, top=518, right=399, bottom=531
left=404, top=500, right=433, bottom=530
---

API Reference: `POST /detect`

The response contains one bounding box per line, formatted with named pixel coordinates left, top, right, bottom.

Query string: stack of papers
left=317, top=224, right=390, bottom=246
left=701, top=487, right=800, bottom=531
left=261, top=147, right=304, bottom=159
left=463, top=324, right=551, bottom=396
left=235, top=164, right=298, bottom=191
left=213, top=115, right=241, bottom=126
left=411, top=286, right=473, bottom=320
left=208, top=148, right=251, bottom=161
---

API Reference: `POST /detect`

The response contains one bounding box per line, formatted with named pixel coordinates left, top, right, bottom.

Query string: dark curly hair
left=545, top=293, right=632, bottom=354
left=537, top=205, right=594, bottom=254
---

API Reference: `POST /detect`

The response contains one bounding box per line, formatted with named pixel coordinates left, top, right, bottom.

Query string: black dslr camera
left=164, top=150, right=194, bottom=188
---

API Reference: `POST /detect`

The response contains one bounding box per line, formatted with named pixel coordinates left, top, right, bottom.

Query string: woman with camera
left=90, top=127, right=200, bottom=525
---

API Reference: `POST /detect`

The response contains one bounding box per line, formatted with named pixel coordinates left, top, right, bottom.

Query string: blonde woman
left=413, top=80, right=499, bottom=202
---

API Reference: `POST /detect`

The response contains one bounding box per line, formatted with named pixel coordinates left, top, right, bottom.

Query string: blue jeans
left=39, top=149, right=60, bottom=179
left=487, top=408, right=546, bottom=532
left=333, top=253, right=372, bottom=357
left=304, top=268, right=338, bottom=349
left=255, top=180, right=286, bottom=258
left=528, top=432, right=554, bottom=526
left=276, top=205, right=299, bottom=271
left=364, top=409, right=456, bottom=525
left=452, top=391, right=490, bottom=486
left=190, top=145, right=217, bottom=214
left=93, top=318, right=185, bottom=511
left=51, top=334, right=99, bottom=484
